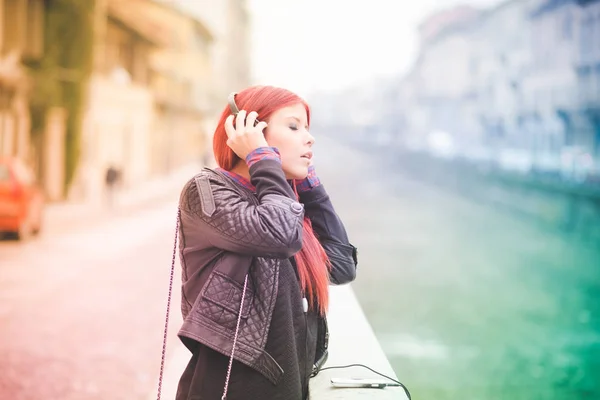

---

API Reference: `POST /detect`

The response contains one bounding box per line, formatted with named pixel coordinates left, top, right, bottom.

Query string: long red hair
left=213, top=85, right=331, bottom=315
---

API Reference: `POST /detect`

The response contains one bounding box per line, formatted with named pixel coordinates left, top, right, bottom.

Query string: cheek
left=265, top=130, right=295, bottom=154
left=264, top=128, right=282, bottom=147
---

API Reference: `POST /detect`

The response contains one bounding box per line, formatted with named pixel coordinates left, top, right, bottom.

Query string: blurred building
left=169, top=0, right=252, bottom=125
left=70, top=0, right=215, bottom=204
left=418, top=5, right=482, bottom=44
left=397, top=5, right=482, bottom=153
left=525, top=0, right=583, bottom=159
left=0, top=0, right=44, bottom=160
left=575, top=0, right=600, bottom=157
left=524, top=0, right=600, bottom=175
left=163, top=0, right=252, bottom=167
left=71, top=0, right=164, bottom=203
left=469, top=0, right=541, bottom=165
left=2, top=0, right=253, bottom=205
left=369, top=0, right=599, bottom=177
left=111, top=0, right=215, bottom=176
left=171, top=0, right=251, bottom=95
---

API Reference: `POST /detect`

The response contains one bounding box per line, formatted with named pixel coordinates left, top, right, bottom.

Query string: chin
left=284, top=164, right=309, bottom=180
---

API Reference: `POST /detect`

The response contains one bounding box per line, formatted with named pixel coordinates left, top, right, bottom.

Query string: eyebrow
left=284, top=116, right=305, bottom=123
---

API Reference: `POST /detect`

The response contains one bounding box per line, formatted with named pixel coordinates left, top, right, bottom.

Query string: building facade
left=391, top=0, right=599, bottom=176
left=525, top=0, right=582, bottom=162
left=0, top=0, right=44, bottom=161
left=69, top=0, right=161, bottom=203
left=171, top=0, right=252, bottom=113
left=399, top=6, right=482, bottom=153
left=167, top=0, right=252, bottom=167
left=470, top=0, right=540, bottom=150
left=519, top=0, right=599, bottom=178
left=124, top=0, right=215, bottom=175
left=67, top=0, right=217, bottom=204
left=575, top=0, right=600, bottom=156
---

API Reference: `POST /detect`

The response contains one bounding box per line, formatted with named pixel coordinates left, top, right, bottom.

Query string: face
left=264, top=103, right=315, bottom=180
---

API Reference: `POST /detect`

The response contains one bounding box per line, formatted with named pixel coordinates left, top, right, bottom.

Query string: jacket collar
left=215, top=167, right=256, bottom=192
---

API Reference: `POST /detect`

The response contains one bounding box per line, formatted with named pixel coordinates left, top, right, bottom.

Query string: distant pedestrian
left=104, top=165, right=119, bottom=208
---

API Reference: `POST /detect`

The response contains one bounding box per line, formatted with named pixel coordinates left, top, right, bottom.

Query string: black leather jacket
left=177, top=159, right=358, bottom=385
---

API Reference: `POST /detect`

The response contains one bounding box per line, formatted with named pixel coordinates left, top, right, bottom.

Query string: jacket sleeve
left=179, top=159, right=304, bottom=259
left=298, top=184, right=358, bottom=285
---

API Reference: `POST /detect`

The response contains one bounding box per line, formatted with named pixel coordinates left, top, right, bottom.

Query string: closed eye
left=289, top=124, right=309, bottom=131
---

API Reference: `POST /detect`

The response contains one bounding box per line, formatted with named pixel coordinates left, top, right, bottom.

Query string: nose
left=306, top=131, right=315, bottom=146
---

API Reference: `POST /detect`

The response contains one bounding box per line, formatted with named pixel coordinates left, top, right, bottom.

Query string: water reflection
left=348, top=150, right=600, bottom=400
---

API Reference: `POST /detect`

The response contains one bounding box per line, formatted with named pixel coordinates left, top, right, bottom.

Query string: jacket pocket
left=198, top=270, right=255, bottom=331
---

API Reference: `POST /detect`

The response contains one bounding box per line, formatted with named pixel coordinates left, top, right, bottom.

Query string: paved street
left=0, top=199, right=185, bottom=400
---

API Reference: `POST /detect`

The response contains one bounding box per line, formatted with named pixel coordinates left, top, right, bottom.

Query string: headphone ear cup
left=227, top=92, right=261, bottom=129
left=228, top=92, right=239, bottom=114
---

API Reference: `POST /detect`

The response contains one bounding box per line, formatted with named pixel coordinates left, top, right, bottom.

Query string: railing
left=310, top=285, right=410, bottom=400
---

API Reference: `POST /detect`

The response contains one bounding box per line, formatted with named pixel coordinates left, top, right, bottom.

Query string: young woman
left=175, top=85, right=358, bottom=400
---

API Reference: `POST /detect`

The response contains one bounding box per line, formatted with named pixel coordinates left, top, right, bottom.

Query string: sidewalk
left=43, top=163, right=204, bottom=236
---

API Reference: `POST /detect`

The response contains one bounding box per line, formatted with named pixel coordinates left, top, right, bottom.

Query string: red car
left=0, top=158, right=44, bottom=240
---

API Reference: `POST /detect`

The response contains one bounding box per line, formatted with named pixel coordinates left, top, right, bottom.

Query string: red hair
left=213, top=85, right=331, bottom=315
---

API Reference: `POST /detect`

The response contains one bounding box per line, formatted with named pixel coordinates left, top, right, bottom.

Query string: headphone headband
left=228, top=92, right=239, bottom=115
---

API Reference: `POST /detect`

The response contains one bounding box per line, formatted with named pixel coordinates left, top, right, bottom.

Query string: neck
left=230, top=161, right=251, bottom=181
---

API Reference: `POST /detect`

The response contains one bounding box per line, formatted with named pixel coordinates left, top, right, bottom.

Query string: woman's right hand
left=224, top=110, right=269, bottom=161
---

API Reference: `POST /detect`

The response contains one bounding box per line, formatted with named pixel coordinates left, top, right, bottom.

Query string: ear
left=262, top=125, right=271, bottom=142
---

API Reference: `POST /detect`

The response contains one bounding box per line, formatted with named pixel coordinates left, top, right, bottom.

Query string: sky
left=248, top=0, right=505, bottom=97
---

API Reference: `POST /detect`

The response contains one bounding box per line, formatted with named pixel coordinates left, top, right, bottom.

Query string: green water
left=348, top=166, right=600, bottom=400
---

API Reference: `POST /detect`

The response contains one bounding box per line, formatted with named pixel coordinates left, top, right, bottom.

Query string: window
left=595, top=12, right=600, bottom=61
left=579, top=66, right=593, bottom=103
left=2, top=0, right=23, bottom=54
left=499, top=53, right=507, bottom=66
left=11, top=160, right=34, bottom=185
left=594, top=67, right=600, bottom=103
left=118, top=38, right=134, bottom=76
left=562, top=13, right=572, bottom=41
left=580, top=16, right=594, bottom=63
left=0, top=164, right=10, bottom=182
left=0, top=0, right=42, bottom=58
left=193, top=32, right=208, bottom=53
left=24, top=0, right=44, bottom=59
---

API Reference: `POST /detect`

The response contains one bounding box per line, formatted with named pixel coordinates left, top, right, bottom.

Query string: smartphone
left=228, top=92, right=259, bottom=127
left=330, top=377, right=401, bottom=389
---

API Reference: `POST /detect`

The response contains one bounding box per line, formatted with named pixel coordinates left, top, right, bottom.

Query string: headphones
left=228, top=92, right=259, bottom=127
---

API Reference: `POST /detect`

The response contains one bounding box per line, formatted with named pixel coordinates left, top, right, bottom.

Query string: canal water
left=316, top=137, right=600, bottom=400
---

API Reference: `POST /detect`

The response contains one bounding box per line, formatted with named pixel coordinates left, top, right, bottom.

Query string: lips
left=301, top=151, right=313, bottom=160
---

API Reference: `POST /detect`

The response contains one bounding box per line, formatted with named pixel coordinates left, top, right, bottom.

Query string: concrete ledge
left=152, top=285, right=408, bottom=399
left=309, top=285, right=409, bottom=399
